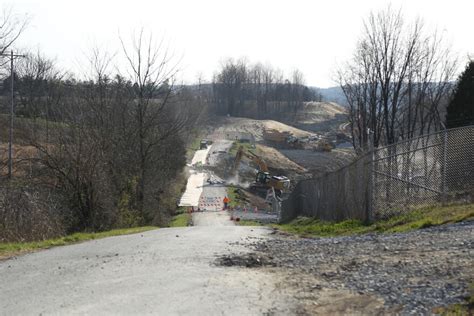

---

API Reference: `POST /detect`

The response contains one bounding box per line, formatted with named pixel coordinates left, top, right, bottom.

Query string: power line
left=0, top=51, right=25, bottom=179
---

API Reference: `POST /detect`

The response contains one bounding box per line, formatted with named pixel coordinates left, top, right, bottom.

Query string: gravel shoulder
left=246, top=221, right=474, bottom=314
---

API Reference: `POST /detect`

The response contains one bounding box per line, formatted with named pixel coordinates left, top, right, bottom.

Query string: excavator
left=231, top=145, right=290, bottom=197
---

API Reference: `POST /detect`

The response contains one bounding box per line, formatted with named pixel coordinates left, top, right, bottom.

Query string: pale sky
left=2, top=0, right=474, bottom=87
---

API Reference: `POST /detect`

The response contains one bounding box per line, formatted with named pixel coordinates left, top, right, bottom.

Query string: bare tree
left=338, top=6, right=457, bottom=150
left=16, top=51, right=65, bottom=119
left=212, top=59, right=312, bottom=119
left=0, top=5, right=29, bottom=69
left=213, top=57, right=248, bottom=116
left=290, top=69, right=306, bottom=114
left=119, top=29, right=185, bottom=219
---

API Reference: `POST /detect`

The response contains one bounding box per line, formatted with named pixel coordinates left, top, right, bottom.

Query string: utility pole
left=1, top=50, right=25, bottom=179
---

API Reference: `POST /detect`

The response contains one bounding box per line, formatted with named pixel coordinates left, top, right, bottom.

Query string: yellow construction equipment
left=231, top=145, right=290, bottom=196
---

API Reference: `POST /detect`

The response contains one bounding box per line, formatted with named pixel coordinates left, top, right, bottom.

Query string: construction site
left=178, top=102, right=354, bottom=224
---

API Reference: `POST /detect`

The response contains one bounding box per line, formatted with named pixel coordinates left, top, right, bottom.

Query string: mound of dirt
left=256, top=144, right=307, bottom=174
left=210, top=117, right=317, bottom=142
left=215, top=252, right=275, bottom=268
left=293, top=102, right=347, bottom=124
left=279, top=148, right=355, bottom=177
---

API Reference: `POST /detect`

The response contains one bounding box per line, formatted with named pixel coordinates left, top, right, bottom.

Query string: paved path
left=178, top=171, right=206, bottom=207
left=179, top=144, right=213, bottom=207
left=197, top=139, right=233, bottom=212
left=0, top=226, right=295, bottom=315
left=192, top=211, right=234, bottom=226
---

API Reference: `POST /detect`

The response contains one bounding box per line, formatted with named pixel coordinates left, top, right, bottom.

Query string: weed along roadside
left=169, top=212, right=192, bottom=227
left=272, top=203, right=474, bottom=237
left=0, top=227, right=157, bottom=260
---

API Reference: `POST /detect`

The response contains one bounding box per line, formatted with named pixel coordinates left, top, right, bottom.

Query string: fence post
left=441, top=129, right=448, bottom=205
left=366, top=130, right=375, bottom=223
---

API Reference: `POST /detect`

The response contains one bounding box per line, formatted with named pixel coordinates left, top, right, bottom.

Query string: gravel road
left=244, top=221, right=474, bottom=314
left=0, top=225, right=299, bottom=315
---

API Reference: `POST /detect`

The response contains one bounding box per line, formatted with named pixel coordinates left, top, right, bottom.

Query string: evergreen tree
left=446, top=60, right=474, bottom=128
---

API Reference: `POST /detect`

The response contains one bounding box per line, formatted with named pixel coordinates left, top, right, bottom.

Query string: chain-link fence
left=373, top=126, right=474, bottom=219
left=281, top=153, right=370, bottom=222
left=280, top=125, right=474, bottom=223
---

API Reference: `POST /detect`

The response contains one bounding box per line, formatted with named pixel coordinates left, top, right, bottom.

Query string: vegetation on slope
left=169, top=212, right=192, bottom=227
left=274, top=203, right=474, bottom=237
left=0, top=227, right=157, bottom=259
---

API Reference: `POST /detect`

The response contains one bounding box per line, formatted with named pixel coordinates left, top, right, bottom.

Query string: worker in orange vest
left=223, top=196, right=230, bottom=210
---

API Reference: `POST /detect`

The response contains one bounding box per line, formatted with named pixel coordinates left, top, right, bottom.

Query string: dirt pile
left=280, top=148, right=355, bottom=177
left=256, top=144, right=307, bottom=174
left=293, top=102, right=347, bottom=124
left=215, top=252, right=276, bottom=268
left=210, top=116, right=317, bottom=142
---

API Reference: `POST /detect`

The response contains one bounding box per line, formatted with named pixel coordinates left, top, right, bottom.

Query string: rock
left=246, top=221, right=474, bottom=314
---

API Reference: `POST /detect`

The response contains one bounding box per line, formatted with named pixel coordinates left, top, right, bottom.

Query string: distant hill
left=179, top=83, right=349, bottom=107
left=311, top=86, right=348, bottom=107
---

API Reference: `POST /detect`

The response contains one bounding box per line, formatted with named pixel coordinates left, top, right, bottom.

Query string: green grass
left=185, top=131, right=207, bottom=159
left=235, top=220, right=262, bottom=226
left=274, top=203, right=474, bottom=237
left=189, top=137, right=203, bottom=151
left=0, top=226, right=157, bottom=259
left=229, top=140, right=255, bottom=157
left=275, top=218, right=369, bottom=237
left=227, top=186, right=244, bottom=208
left=169, top=213, right=191, bottom=227
left=433, top=282, right=474, bottom=315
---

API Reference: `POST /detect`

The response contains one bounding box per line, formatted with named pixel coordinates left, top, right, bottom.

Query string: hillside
left=209, top=116, right=318, bottom=142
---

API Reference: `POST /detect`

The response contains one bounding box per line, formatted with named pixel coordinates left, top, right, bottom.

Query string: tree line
left=212, top=58, right=317, bottom=119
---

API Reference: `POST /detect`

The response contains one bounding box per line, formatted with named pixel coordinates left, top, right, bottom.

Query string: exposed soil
left=209, top=116, right=317, bottom=142
left=215, top=252, right=275, bottom=268
left=256, top=144, right=307, bottom=174
left=279, top=148, right=355, bottom=177
left=283, top=102, right=349, bottom=134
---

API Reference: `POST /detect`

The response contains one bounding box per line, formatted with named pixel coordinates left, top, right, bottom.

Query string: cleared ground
left=209, top=116, right=317, bottom=142
left=279, top=148, right=355, bottom=176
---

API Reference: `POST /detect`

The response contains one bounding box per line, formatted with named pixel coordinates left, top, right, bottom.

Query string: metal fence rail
left=280, top=125, right=474, bottom=222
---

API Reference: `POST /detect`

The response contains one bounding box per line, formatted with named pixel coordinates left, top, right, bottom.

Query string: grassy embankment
left=274, top=203, right=474, bottom=237
left=169, top=208, right=192, bottom=228
left=226, top=186, right=245, bottom=208
left=0, top=226, right=157, bottom=259
left=235, top=203, right=473, bottom=234
left=236, top=220, right=261, bottom=226
left=186, top=136, right=203, bottom=157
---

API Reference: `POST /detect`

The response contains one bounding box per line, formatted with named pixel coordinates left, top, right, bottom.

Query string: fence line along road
left=280, top=125, right=474, bottom=223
